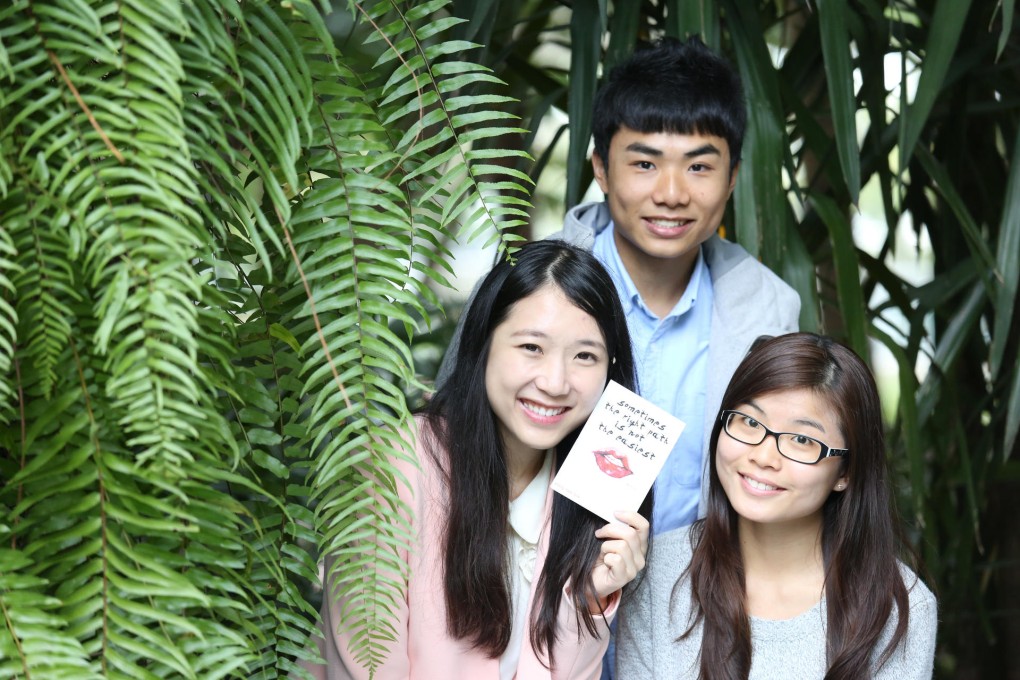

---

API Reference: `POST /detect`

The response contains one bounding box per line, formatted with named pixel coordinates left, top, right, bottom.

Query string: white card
left=552, top=380, right=685, bottom=523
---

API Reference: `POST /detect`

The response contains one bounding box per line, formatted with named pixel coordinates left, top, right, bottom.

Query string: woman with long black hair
left=617, top=333, right=937, bottom=679
left=311, top=241, right=652, bottom=679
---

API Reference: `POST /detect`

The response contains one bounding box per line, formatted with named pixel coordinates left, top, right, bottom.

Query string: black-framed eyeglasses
left=720, top=410, right=849, bottom=465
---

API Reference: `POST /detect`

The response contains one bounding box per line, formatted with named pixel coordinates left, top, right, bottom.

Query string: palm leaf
left=566, top=0, right=602, bottom=209
left=898, top=0, right=974, bottom=168
left=989, top=127, right=1020, bottom=383
left=816, top=0, right=860, bottom=204
left=723, top=0, right=788, bottom=269
left=810, top=194, right=868, bottom=356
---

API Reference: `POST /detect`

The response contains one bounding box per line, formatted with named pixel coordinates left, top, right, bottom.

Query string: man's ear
left=728, top=160, right=740, bottom=194
left=592, top=152, right=610, bottom=195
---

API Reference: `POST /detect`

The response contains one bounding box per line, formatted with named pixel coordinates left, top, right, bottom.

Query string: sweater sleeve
left=614, top=563, right=655, bottom=677
left=550, top=586, right=617, bottom=680
left=617, top=529, right=701, bottom=678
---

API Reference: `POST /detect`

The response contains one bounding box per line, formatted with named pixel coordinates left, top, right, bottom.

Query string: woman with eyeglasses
left=616, top=333, right=937, bottom=679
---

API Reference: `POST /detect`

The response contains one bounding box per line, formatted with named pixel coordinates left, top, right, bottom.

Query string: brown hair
left=681, top=333, right=913, bottom=679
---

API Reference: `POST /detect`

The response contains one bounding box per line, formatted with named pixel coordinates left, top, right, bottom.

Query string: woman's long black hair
left=421, top=240, right=647, bottom=665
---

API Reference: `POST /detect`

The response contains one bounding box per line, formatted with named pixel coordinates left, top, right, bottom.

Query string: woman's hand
left=587, top=510, right=650, bottom=612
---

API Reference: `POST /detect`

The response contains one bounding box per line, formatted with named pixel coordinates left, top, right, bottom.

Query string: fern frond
left=0, top=547, right=98, bottom=680
left=367, top=0, right=533, bottom=254
left=7, top=194, right=78, bottom=397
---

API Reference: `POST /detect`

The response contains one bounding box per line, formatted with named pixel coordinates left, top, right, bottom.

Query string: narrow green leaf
left=666, top=0, right=720, bottom=47
left=871, top=326, right=926, bottom=522
left=404, top=0, right=454, bottom=24
left=605, top=0, right=640, bottom=72
left=451, top=0, right=499, bottom=42
left=915, top=145, right=998, bottom=286
left=997, top=0, right=1015, bottom=60
left=252, top=449, right=289, bottom=479
left=817, top=0, right=860, bottom=204
left=780, top=224, right=818, bottom=333
left=916, top=282, right=985, bottom=425
left=989, top=126, right=1020, bottom=378
left=899, top=0, right=973, bottom=167
left=567, top=0, right=602, bottom=208
left=269, top=322, right=303, bottom=356
left=725, top=0, right=787, bottom=269
left=811, top=194, right=868, bottom=356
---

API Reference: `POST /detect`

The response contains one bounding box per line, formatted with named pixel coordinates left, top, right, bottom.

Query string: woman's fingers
left=600, top=547, right=638, bottom=583
left=596, top=512, right=649, bottom=557
left=591, top=511, right=650, bottom=597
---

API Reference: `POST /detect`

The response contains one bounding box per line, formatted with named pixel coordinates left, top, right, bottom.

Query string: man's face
left=592, top=126, right=738, bottom=275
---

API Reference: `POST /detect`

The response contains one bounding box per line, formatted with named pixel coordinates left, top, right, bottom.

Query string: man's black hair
left=591, top=36, right=746, bottom=171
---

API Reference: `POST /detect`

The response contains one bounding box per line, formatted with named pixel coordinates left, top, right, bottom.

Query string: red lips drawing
left=593, top=449, right=633, bottom=478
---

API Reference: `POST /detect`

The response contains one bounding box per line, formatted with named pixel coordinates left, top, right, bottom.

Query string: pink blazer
left=306, top=418, right=616, bottom=679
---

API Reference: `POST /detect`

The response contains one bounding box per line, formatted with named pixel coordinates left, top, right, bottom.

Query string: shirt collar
left=593, top=223, right=638, bottom=314
left=594, top=221, right=708, bottom=320
left=678, top=247, right=708, bottom=315
left=508, top=450, right=553, bottom=545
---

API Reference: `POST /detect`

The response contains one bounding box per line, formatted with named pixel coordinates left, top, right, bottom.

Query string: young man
left=548, top=36, right=800, bottom=535
left=569, top=36, right=801, bottom=680
left=439, top=35, right=798, bottom=539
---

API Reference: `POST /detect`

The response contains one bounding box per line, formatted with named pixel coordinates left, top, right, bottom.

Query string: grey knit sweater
left=616, top=526, right=937, bottom=679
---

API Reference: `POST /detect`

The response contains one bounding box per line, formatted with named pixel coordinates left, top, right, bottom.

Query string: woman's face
left=715, top=388, right=848, bottom=531
left=485, top=284, right=609, bottom=465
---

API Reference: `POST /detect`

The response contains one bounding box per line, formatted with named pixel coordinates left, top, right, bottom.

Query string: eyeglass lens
left=724, top=412, right=824, bottom=464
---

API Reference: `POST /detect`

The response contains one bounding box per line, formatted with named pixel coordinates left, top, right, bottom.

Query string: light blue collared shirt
left=593, top=224, right=713, bottom=534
